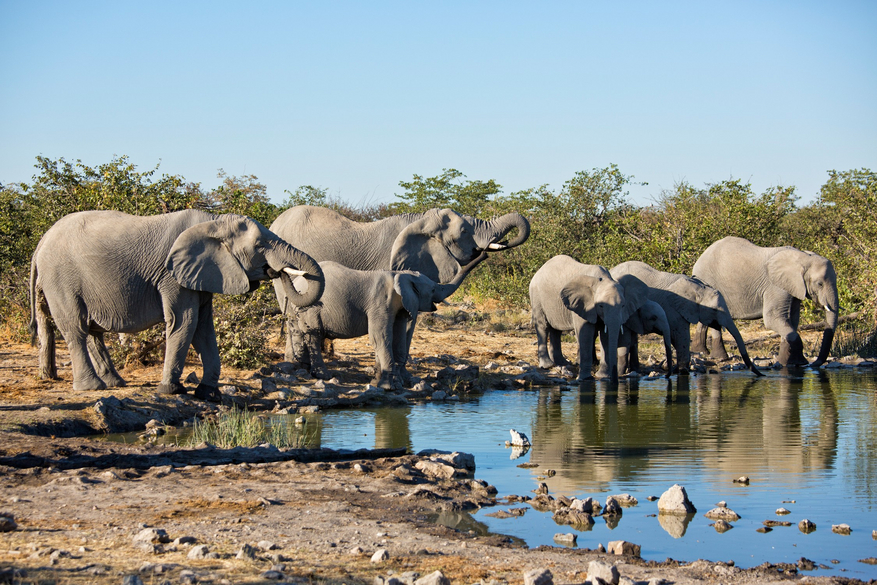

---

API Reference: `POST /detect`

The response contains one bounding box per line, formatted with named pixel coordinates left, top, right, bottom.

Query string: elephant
left=291, top=252, right=488, bottom=389
left=270, top=205, right=530, bottom=365
left=692, top=236, right=839, bottom=367
left=611, top=260, right=762, bottom=376
left=29, top=209, right=325, bottom=400
left=529, top=255, right=646, bottom=383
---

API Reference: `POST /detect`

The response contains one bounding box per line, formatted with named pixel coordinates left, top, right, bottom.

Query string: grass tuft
left=832, top=320, right=877, bottom=359
left=186, top=406, right=313, bottom=449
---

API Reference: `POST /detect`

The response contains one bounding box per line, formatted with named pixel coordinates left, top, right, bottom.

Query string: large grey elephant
left=291, top=252, right=488, bottom=389
left=29, top=209, right=325, bottom=400
left=692, top=236, right=839, bottom=367
left=611, top=260, right=762, bottom=376
left=270, top=205, right=530, bottom=363
left=530, top=255, right=645, bottom=383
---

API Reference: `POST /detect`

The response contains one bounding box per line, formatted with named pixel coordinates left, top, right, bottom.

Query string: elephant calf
left=288, top=253, right=487, bottom=389
left=30, top=210, right=324, bottom=400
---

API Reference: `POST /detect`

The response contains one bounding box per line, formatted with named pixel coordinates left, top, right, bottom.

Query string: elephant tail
left=28, top=254, right=38, bottom=346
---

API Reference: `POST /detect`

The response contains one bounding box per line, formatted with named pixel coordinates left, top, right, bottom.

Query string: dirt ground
left=0, top=303, right=862, bottom=585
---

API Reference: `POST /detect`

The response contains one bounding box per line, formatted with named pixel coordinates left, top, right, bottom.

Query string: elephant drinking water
left=29, top=210, right=325, bottom=400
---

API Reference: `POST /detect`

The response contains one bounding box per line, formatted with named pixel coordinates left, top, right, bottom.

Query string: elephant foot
left=101, top=374, right=127, bottom=388
left=158, top=381, right=187, bottom=395
left=595, top=364, right=612, bottom=379
left=194, top=384, right=222, bottom=403
left=73, top=376, right=107, bottom=391
left=778, top=337, right=807, bottom=367
left=576, top=373, right=594, bottom=382
left=397, top=367, right=414, bottom=387
left=310, top=367, right=330, bottom=380
left=538, top=358, right=556, bottom=369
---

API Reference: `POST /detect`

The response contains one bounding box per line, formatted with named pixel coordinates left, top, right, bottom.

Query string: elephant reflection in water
left=373, top=408, right=412, bottom=450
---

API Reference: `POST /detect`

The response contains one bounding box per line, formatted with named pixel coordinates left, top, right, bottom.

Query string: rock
left=0, top=513, right=17, bottom=532
left=587, top=560, right=619, bottom=585
left=658, top=512, right=692, bottom=538
left=798, top=557, right=816, bottom=570
left=553, top=533, right=577, bottom=546
left=552, top=509, right=594, bottom=527
left=832, top=523, right=852, bottom=535
left=261, top=570, right=286, bottom=580
left=122, top=576, right=144, bottom=585
left=609, top=494, right=638, bottom=507
left=173, top=535, right=196, bottom=546
left=704, top=507, right=740, bottom=521
left=133, top=528, right=170, bottom=545
left=187, top=544, right=211, bottom=559
left=756, top=526, right=772, bottom=533
left=763, top=520, right=791, bottom=527
left=371, top=548, right=390, bottom=563
left=798, top=519, right=816, bottom=533
left=261, top=378, right=277, bottom=393
left=775, top=507, right=791, bottom=515
left=236, top=543, right=257, bottom=560
left=732, top=476, right=750, bottom=484
left=711, top=519, right=734, bottom=532
left=350, top=546, right=365, bottom=555
left=607, top=540, right=641, bottom=557
left=413, top=570, right=450, bottom=585
left=414, top=460, right=459, bottom=480
left=873, top=530, right=877, bottom=539
left=417, top=450, right=476, bottom=471
left=509, top=429, right=531, bottom=446
left=534, top=482, right=548, bottom=495
left=523, top=568, right=553, bottom=585
left=657, top=484, right=696, bottom=515
left=859, top=558, right=877, bottom=565
left=597, top=543, right=606, bottom=553
left=646, top=495, right=658, bottom=501
left=431, top=390, right=448, bottom=401
left=603, top=497, right=622, bottom=516
left=258, top=540, right=279, bottom=551
left=715, top=500, right=727, bottom=507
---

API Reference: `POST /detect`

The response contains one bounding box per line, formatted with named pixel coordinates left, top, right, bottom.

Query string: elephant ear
left=393, top=272, right=424, bottom=316
left=665, top=279, right=703, bottom=324
left=615, top=274, right=648, bottom=325
left=167, top=219, right=250, bottom=295
left=390, top=213, right=460, bottom=283
left=559, top=276, right=599, bottom=323
left=767, top=248, right=808, bottom=300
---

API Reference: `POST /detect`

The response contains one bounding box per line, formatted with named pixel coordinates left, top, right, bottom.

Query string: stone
left=607, top=540, right=641, bottom=557
left=258, top=540, right=279, bottom=551
left=236, top=543, right=257, bottom=560
left=587, top=560, right=619, bottom=585
left=657, top=484, right=696, bottom=515
left=523, top=568, right=553, bottom=585
left=609, top=494, right=638, bottom=507
left=704, top=507, right=740, bottom=521
left=187, top=544, right=211, bottom=559
left=414, top=460, right=459, bottom=480
left=371, top=548, right=390, bottom=563
left=798, top=519, right=816, bottom=533
left=552, top=509, right=594, bottom=527
left=261, top=378, right=277, bottom=393
left=832, top=523, right=852, bottom=535
left=0, top=514, right=17, bottom=532
left=350, top=546, right=365, bottom=555
left=261, top=570, right=286, bottom=580
left=552, top=533, right=577, bottom=546
left=122, top=576, right=144, bottom=585
left=133, top=528, right=170, bottom=544
left=711, top=519, right=733, bottom=532
left=776, top=507, right=791, bottom=515
left=509, top=428, right=531, bottom=446
left=413, top=570, right=450, bottom=585
left=732, top=476, right=750, bottom=484
left=658, top=512, right=692, bottom=538
left=603, top=496, right=622, bottom=516
left=431, top=390, right=448, bottom=401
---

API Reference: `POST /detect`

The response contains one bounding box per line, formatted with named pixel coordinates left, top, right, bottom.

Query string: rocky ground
left=0, top=302, right=868, bottom=585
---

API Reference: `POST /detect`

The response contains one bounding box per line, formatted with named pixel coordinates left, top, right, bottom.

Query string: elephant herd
left=28, top=206, right=839, bottom=399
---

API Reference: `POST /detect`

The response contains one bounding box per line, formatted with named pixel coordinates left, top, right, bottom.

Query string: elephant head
left=390, top=210, right=529, bottom=284
left=167, top=214, right=325, bottom=308
left=395, top=252, right=489, bottom=316
left=767, top=249, right=839, bottom=367
left=560, top=274, right=626, bottom=383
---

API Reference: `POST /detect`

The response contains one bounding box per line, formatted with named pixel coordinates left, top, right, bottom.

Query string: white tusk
left=604, top=324, right=608, bottom=333
left=824, top=305, right=832, bottom=313
left=283, top=267, right=308, bottom=278
left=488, top=243, right=506, bottom=250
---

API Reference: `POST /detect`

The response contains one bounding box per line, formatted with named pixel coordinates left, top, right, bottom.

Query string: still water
left=306, top=369, right=877, bottom=578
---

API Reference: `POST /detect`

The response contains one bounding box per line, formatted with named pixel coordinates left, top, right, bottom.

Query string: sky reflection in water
left=311, top=369, right=877, bottom=578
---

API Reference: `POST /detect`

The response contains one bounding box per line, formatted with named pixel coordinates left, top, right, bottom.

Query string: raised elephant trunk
left=469, top=213, right=530, bottom=251
left=270, top=242, right=325, bottom=308
left=721, top=315, right=763, bottom=376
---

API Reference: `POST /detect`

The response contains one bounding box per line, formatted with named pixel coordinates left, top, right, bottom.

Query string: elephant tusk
left=604, top=324, right=608, bottom=333
left=488, top=243, right=506, bottom=250
left=283, top=267, right=308, bottom=278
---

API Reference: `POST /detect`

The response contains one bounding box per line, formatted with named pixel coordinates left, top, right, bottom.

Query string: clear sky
left=1, top=1, right=875, bottom=207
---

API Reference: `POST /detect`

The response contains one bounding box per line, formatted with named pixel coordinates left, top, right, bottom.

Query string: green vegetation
left=2, top=155, right=875, bottom=366
left=186, top=406, right=313, bottom=449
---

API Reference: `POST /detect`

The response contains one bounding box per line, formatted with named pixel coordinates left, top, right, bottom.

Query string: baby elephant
left=292, top=253, right=487, bottom=389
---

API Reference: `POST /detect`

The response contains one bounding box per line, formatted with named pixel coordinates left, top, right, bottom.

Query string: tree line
left=1, top=156, right=874, bottom=367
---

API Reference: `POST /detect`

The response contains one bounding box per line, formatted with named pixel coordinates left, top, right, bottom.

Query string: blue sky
left=1, top=1, right=875, bottom=207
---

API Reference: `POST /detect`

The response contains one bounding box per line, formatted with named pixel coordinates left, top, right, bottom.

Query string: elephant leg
left=392, top=315, right=412, bottom=389
left=547, top=327, right=570, bottom=367
left=304, top=329, right=329, bottom=380
left=87, top=332, right=126, bottom=388
left=766, top=296, right=807, bottom=366
left=285, top=306, right=311, bottom=367
left=672, top=322, right=692, bottom=374
left=369, top=326, right=395, bottom=390
left=595, top=328, right=612, bottom=379
left=575, top=322, right=596, bottom=381
left=691, top=322, right=709, bottom=353
left=708, top=327, right=730, bottom=360
left=36, top=294, right=58, bottom=380
left=158, top=302, right=199, bottom=395
left=54, top=303, right=105, bottom=390
left=628, top=331, right=641, bottom=373
left=396, top=315, right=418, bottom=387
left=190, top=303, right=222, bottom=402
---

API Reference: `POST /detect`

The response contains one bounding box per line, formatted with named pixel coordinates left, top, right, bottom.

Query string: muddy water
left=311, top=369, right=877, bottom=578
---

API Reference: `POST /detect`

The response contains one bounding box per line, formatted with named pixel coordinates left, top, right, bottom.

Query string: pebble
left=775, top=507, right=791, bottom=515
left=236, top=544, right=256, bottom=560
left=832, top=524, right=852, bottom=535
left=187, top=544, right=211, bottom=559
left=413, top=570, right=450, bottom=585
left=523, top=568, right=553, bottom=585
left=371, top=549, right=390, bottom=563
left=552, top=533, right=577, bottom=546
left=261, top=570, right=285, bottom=580
left=704, top=507, right=740, bottom=521
left=732, top=476, right=750, bottom=484
left=798, top=519, right=817, bottom=533
left=711, top=519, right=733, bottom=532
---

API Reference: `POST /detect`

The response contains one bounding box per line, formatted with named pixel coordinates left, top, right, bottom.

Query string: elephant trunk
left=270, top=242, right=325, bottom=308
left=654, top=310, right=674, bottom=377
left=811, top=306, right=838, bottom=367
left=597, top=311, right=622, bottom=384
left=471, top=213, right=530, bottom=251
left=432, top=251, right=489, bottom=302
left=721, top=315, right=763, bottom=377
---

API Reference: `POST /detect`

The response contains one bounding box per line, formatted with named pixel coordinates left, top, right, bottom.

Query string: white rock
left=607, top=540, right=641, bottom=557
left=704, top=507, right=740, bottom=521
left=413, top=570, right=450, bottom=585
left=371, top=548, right=390, bottom=563
left=587, top=560, right=619, bottom=585
left=523, top=568, right=553, bottom=585
left=657, top=484, right=696, bottom=515
left=509, top=429, right=531, bottom=446
left=187, top=544, right=210, bottom=559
